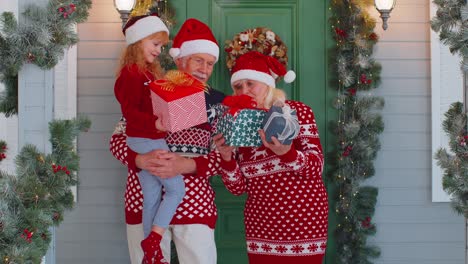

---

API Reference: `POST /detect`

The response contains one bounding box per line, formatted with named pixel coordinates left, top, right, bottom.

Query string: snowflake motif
left=245, top=166, right=259, bottom=175
left=248, top=242, right=259, bottom=251
left=309, top=125, right=318, bottom=135
left=320, top=242, right=327, bottom=250
left=308, top=243, right=319, bottom=252
left=261, top=243, right=273, bottom=252
left=291, top=244, right=305, bottom=253
left=261, top=162, right=275, bottom=172
left=275, top=245, right=288, bottom=253
left=278, top=162, right=292, bottom=169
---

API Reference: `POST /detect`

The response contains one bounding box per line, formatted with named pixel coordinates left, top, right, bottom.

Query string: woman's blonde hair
left=116, top=31, right=169, bottom=79
left=263, top=86, right=286, bottom=109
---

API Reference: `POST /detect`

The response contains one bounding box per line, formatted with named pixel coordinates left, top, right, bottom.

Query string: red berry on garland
left=369, top=33, right=379, bottom=41
left=58, top=7, right=65, bottom=13
left=360, top=74, right=367, bottom=83
left=21, top=229, right=34, bottom=243
left=460, top=138, right=466, bottom=147
left=334, top=28, right=348, bottom=38
left=26, top=53, right=35, bottom=63
left=348, top=88, right=357, bottom=96
left=53, top=212, right=60, bottom=221
left=342, top=146, right=353, bottom=157
left=361, top=216, right=372, bottom=228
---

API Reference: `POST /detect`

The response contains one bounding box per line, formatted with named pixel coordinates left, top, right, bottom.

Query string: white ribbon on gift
left=263, top=104, right=300, bottom=142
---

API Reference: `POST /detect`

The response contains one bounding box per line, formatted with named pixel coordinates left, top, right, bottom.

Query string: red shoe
left=141, top=232, right=169, bottom=264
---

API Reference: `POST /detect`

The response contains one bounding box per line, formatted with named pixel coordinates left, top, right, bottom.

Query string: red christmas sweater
left=114, top=64, right=165, bottom=139
left=110, top=89, right=225, bottom=228
left=220, top=101, right=328, bottom=264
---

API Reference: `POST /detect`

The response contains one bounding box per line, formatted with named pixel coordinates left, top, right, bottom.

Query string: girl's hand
left=259, top=129, right=291, bottom=156
left=155, top=118, right=166, bottom=132
left=213, top=133, right=235, bottom=161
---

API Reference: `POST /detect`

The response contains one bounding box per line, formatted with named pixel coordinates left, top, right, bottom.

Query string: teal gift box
left=217, top=106, right=266, bottom=147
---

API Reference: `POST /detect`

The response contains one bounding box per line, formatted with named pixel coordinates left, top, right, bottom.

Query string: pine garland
left=0, top=116, right=91, bottom=263
left=432, top=0, right=468, bottom=218
left=0, top=0, right=92, bottom=116
left=329, top=0, right=383, bottom=263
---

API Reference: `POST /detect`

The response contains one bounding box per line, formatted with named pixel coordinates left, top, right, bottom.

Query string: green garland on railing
left=0, top=0, right=92, bottom=117
left=0, top=116, right=91, bottom=263
left=432, top=0, right=468, bottom=217
left=329, top=0, right=384, bottom=263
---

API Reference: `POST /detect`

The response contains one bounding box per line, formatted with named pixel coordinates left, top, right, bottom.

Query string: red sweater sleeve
left=114, top=66, right=159, bottom=138
left=109, top=130, right=139, bottom=172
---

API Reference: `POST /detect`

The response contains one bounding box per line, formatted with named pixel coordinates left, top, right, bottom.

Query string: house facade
left=0, top=0, right=465, bottom=263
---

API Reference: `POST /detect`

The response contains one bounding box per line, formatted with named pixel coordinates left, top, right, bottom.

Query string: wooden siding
left=55, top=0, right=129, bottom=263
left=367, top=1, right=465, bottom=264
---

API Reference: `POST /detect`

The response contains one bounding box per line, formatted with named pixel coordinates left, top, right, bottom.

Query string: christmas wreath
left=224, top=27, right=289, bottom=71
left=0, top=0, right=92, bottom=117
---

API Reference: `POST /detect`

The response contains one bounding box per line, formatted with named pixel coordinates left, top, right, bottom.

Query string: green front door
left=172, top=0, right=329, bottom=263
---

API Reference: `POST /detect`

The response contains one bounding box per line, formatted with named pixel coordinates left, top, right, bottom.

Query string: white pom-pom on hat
left=169, top=48, right=180, bottom=58
left=284, top=70, right=296, bottom=83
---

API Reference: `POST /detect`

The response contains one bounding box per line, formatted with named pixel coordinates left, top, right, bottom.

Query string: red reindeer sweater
left=220, top=100, right=328, bottom=264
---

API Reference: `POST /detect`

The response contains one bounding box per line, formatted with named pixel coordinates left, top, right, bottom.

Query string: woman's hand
left=213, top=133, right=235, bottom=161
left=155, top=118, right=166, bottom=132
left=259, top=129, right=291, bottom=156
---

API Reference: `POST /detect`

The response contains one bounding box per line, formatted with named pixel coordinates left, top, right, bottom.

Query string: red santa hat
left=169, top=18, right=219, bottom=61
left=123, top=14, right=169, bottom=45
left=230, top=51, right=296, bottom=87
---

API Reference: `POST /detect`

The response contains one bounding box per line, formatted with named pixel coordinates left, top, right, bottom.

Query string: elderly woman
left=214, top=51, right=328, bottom=264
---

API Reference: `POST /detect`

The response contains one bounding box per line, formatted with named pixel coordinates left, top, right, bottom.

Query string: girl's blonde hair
left=263, top=86, right=286, bottom=109
left=117, top=31, right=169, bottom=79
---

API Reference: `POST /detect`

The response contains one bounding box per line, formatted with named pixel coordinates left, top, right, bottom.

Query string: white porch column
left=17, top=0, right=55, bottom=263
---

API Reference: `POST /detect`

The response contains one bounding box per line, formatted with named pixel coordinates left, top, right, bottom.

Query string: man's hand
left=258, top=129, right=291, bottom=156
left=151, top=152, right=196, bottom=178
left=135, top=150, right=196, bottom=178
left=135, top=149, right=168, bottom=175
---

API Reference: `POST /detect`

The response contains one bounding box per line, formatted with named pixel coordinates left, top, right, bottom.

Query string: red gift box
left=150, top=71, right=207, bottom=133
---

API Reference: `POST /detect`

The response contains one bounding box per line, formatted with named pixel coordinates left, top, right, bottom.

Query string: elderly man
left=110, top=18, right=224, bottom=264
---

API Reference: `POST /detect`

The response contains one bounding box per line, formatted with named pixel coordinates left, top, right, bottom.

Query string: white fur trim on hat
left=169, top=48, right=180, bottom=58
left=284, top=70, right=296, bottom=83
left=125, top=16, right=169, bottom=45
left=231, top=69, right=276, bottom=88
left=172, top=39, right=219, bottom=61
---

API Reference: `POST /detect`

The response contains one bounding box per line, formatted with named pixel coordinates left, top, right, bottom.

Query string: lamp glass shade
left=374, top=0, right=395, bottom=11
left=114, top=0, right=136, bottom=11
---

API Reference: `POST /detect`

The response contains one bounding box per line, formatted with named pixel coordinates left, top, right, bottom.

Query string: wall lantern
left=375, top=0, right=396, bottom=30
left=114, top=0, right=136, bottom=27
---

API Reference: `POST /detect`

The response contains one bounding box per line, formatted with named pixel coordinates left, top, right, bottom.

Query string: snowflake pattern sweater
left=110, top=87, right=224, bottom=228
left=220, top=101, right=328, bottom=264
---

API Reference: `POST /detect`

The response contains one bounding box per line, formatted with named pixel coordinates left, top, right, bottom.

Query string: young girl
left=114, top=14, right=185, bottom=264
